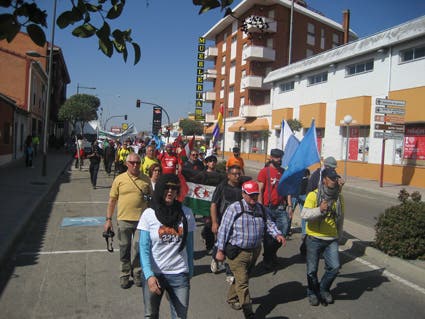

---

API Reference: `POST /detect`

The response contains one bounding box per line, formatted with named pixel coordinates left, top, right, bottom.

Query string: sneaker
left=320, top=291, right=334, bottom=304
left=225, top=275, right=235, bottom=284
left=133, top=276, right=142, bottom=287
left=308, top=294, right=320, bottom=306
left=210, top=259, right=218, bottom=273
left=120, top=276, right=131, bottom=289
left=228, top=301, right=242, bottom=310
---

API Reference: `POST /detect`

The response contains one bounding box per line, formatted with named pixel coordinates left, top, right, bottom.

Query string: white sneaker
left=226, top=275, right=235, bottom=284
left=210, top=259, right=218, bottom=273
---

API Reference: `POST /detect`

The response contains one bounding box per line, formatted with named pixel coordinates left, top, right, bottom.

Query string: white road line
left=341, top=250, right=425, bottom=295
left=51, top=201, right=109, bottom=204
left=19, top=249, right=112, bottom=256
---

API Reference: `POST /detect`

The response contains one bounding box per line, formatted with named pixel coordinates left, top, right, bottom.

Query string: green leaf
left=56, top=11, right=74, bottom=29
left=70, top=5, right=84, bottom=21
left=72, top=23, right=96, bottom=38
left=198, top=0, right=220, bottom=14
left=98, top=37, right=113, bottom=57
left=106, top=3, right=124, bottom=19
left=96, top=22, right=111, bottom=39
left=85, top=3, right=101, bottom=12
left=122, top=47, right=128, bottom=63
left=27, top=24, right=46, bottom=46
left=112, top=39, right=125, bottom=52
left=132, top=42, right=141, bottom=65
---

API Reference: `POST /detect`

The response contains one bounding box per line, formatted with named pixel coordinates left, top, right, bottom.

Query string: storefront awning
left=204, top=124, right=223, bottom=134
left=228, top=118, right=269, bottom=132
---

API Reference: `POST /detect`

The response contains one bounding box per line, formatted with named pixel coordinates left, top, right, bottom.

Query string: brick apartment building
left=0, top=32, right=70, bottom=165
left=201, top=0, right=356, bottom=154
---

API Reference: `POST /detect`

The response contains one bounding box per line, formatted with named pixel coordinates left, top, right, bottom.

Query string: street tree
left=0, top=0, right=234, bottom=64
left=58, top=94, right=100, bottom=134
left=179, top=118, right=203, bottom=136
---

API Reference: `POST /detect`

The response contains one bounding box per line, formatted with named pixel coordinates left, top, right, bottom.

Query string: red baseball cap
left=242, top=180, right=260, bottom=195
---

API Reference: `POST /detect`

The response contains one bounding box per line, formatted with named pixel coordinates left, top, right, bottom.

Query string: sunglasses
left=127, top=161, right=141, bottom=165
left=191, top=153, right=199, bottom=156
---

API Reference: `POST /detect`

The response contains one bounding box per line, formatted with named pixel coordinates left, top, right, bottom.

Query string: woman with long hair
left=137, top=174, right=195, bottom=319
left=148, top=163, right=162, bottom=191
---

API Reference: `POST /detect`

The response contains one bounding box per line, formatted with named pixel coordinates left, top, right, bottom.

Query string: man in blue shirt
left=215, top=180, right=285, bottom=318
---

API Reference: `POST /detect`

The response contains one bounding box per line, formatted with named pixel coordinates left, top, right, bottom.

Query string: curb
left=0, top=158, right=73, bottom=267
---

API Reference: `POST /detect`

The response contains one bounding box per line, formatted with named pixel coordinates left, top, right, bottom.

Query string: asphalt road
left=0, top=166, right=424, bottom=319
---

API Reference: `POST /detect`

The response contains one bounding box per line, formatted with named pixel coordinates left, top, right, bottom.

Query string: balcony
left=204, top=113, right=216, bottom=123
left=239, top=104, right=271, bottom=118
left=244, top=16, right=277, bottom=33
left=203, top=91, right=216, bottom=102
left=203, top=69, right=217, bottom=81
left=242, top=45, right=275, bottom=62
left=205, top=47, right=218, bottom=60
left=241, top=75, right=272, bottom=90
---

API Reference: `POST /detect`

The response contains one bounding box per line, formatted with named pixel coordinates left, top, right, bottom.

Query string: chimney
left=343, top=9, right=350, bottom=44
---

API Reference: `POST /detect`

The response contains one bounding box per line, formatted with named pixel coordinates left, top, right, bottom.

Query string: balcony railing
left=203, top=91, right=216, bottom=102
left=205, top=47, right=218, bottom=60
left=242, top=45, right=275, bottom=62
left=203, top=69, right=217, bottom=81
left=239, top=104, right=271, bottom=118
left=241, top=75, right=272, bottom=90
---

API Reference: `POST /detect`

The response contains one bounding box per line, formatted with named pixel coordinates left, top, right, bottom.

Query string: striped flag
left=179, top=135, right=195, bottom=164
left=277, top=119, right=294, bottom=150
left=212, top=104, right=224, bottom=148
left=183, top=182, right=216, bottom=216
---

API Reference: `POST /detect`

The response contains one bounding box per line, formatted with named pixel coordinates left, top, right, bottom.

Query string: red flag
left=178, top=135, right=195, bottom=164
left=177, top=172, right=189, bottom=202
left=172, top=133, right=183, bottom=149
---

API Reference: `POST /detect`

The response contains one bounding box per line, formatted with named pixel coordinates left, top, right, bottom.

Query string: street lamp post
left=343, top=114, right=353, bottom=181
left=77, top=83, right=96, bottom=94
left=103, top=114, right=128, bottom=132
left=25, top=0, right=57, bottom=176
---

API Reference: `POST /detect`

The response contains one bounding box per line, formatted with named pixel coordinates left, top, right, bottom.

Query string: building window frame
left=278, top=81, right=295, bottom=93
left=399, top=45, right=425, bottom=63
left=345, top=59, right=374, bottom=77
left=307, top=72, right=328, bottom=86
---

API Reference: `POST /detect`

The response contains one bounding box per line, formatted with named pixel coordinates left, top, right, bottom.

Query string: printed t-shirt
left=137, top=206, right=196, bottom=274
left=141, top=156, right=159, bottom=176
left=257, top=166, right=285, bottom=207
left=159, top=153, right=178, bottom=174
left=109, top=172, right=151, bottom=221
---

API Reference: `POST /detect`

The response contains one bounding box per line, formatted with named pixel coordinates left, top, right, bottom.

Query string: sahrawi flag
left=184, top=182, right=216, bottom=216
left=278, top=119, right=320, bottom=196
left=212, top=104, right=224, bottom=147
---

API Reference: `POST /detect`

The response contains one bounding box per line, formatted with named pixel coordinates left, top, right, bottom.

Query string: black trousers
left=89, top=162, right=100, bottom=187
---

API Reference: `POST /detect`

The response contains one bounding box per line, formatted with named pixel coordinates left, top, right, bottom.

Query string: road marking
left=341, top=250, right=425, bottom=295
left=19, top=249, right=112, bottom=256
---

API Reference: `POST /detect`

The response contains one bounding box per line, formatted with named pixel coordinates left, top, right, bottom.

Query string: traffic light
left=136, top=99, right=141, bottom=108
left=124, top=114, right=128, bottom=120
left=152, top=106, right=162, bottom=135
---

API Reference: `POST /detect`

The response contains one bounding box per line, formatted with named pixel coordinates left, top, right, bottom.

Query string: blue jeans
left=142, top=273, right=190, bottom=319
left=269, top=207, right=290, bottom=236
left=306, top=236, right=340, bottom=296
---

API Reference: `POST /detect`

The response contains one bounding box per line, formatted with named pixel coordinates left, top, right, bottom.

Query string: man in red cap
left=215, top=180, right=285, bottom=318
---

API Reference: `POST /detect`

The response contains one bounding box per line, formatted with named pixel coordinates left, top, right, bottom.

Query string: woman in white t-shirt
left=138, top=174, right=195, bottom=319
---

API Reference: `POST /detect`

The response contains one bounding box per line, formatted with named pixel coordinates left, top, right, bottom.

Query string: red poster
left=404, top=136, right=425, bottom=160
left=348, top=138, right=358, bottom=160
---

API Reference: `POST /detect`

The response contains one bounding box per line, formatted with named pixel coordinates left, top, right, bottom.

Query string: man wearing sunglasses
left=105, top=153, right=152, bottom=289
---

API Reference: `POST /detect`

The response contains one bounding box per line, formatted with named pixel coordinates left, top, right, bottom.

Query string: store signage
left=375, top=98, right=406, bottom=107
left=195, top=37, right=205, bottom=121
left=374, top=131, right=404, bottom=139
left=375, top=106, right=405, bottom=115
left=374, top=123, right=405, bottom=132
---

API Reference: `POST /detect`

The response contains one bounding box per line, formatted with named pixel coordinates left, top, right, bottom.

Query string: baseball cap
left=323, top=156, right=337, bottom=168
left=270, top=148, right=284, bottom=158
left=205, top=155, right=217, bottom=163
left=322, top=167, right=340, bottom=181
left=233, top=147, right=240, bottom=153
left=242, top=180, right=260, bottom=195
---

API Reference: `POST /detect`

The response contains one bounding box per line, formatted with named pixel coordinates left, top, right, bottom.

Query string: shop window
left=403, top=125, right=425, bottom=166
left=341, top=126, right=370, bottom=162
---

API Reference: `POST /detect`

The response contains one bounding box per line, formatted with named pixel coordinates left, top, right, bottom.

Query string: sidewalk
left=0, top=150, right=73, bottom=266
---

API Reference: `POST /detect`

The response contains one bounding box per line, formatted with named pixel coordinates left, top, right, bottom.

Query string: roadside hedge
left=374, top=189, right=425, bottom=260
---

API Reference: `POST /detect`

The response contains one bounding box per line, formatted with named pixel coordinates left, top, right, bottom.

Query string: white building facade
left=264, top=16, right=425, bottom=187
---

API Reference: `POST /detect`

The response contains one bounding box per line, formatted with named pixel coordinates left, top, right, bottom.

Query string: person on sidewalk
left=141, top=145, right=160, bottom=176
left=226, top=147, right=245, bottom=175
left=215, top=180, right=285, bottom=318
left=210, top=165, right=244, bottom=283
left=32, top=133, right=40, bottom=158
left=116, top=142, right=132, bottom=174
left=158, top=143, right=179, bottom=175
left=306, top=156, right=345, bottom=193
left=25, top=135, right=34, bottom=168
left=87, top=141, right=102, bottom=189
left=104, top=153, right=152, bottom=289
left=103, top=139, right=116, bottom=176
left=138, top=173, right=195, bottom=319
left=257, top=148, right=292, bottom=269
left=301, top=167, right=345, bottom=306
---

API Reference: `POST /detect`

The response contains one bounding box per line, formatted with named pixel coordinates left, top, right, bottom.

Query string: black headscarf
left=150, top=174, right=188, bottom=252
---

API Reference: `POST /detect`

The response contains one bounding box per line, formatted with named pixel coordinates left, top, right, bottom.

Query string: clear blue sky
left=46, top=0, right=425, bottom=132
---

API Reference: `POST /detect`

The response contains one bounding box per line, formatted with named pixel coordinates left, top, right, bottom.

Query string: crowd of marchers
left=74, top=136, right=347, bottom=319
